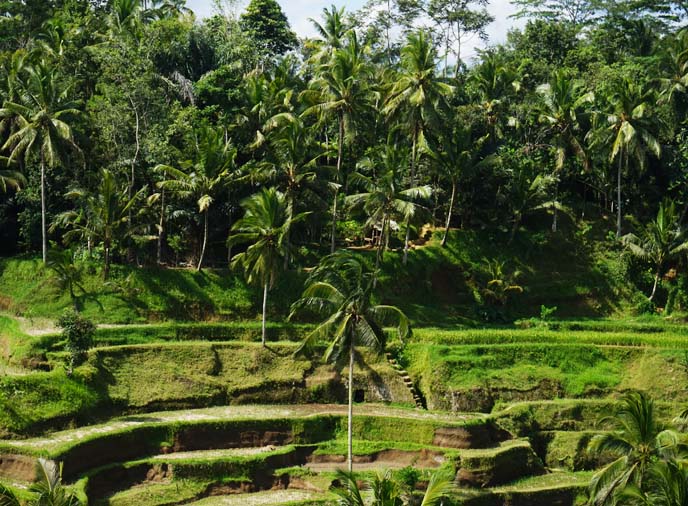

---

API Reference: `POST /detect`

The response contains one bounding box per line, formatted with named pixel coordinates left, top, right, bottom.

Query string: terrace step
left=386, top=353, right=425, bottom=409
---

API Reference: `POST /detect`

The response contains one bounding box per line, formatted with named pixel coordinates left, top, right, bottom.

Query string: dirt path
left=185, top=490, right=324, bottom=506
left=3, top=404, right=483, bottom=453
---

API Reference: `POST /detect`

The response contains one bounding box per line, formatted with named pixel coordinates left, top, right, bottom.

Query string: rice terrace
left=2, top=0, right=688, bottom=505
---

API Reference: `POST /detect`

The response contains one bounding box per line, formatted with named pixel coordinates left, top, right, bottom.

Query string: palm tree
left=590, top=79, right=661, bottom=238
left=383, top=30, right=453, bottom=264
left=156, top=125, right=237, bottom=271
left=0, top=62, right=80, bottom=263
left=52, top=168, right=150, bottom=279
left=302, top=30, right=373, bottom=253
left=0, top=458, right=81, bottom=506
left=427, top=126, right=497, bottom=246
left=307, top=5, right=350, bottom=65
left=587, top=391, right=680, bottom=506
left=346, top=143, right=432, bottom=274
left=621, top=459, right=688, bottom=506
left=290, top=251, right=410, bottom=472
left=536, top=70, right=594, bottom=232
left=332, top=468, right=455, bottom=505
left=230, top=188, right=307, bottom=346
left=621, top=199, right=688, bottom=302
left=470, top=50, right=519, bottom=142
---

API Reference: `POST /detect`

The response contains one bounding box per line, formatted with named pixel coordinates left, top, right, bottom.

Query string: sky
left=185, top=0, right=524, bottom=63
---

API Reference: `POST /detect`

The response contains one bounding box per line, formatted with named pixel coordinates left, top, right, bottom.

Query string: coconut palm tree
left=587, top=391, right=680, bottom=506
left=620, top=459, right=688, bottom=506
left=589, top=79, right=661, bottom=238
left=383, top=30, right=453, bottom=264
left=0, top=61, right=80, bottom=263
left=427, top=126, right=497, bottom=246
left=536, top=70, right=594, bottom=232
left=156, top=125, right=237, bottom=271
left=346, top=143, right=432, bottom=274
left=52, top=168, right=151, bottom=279
left=332, top=467, right=455, bottom=505
left=302, top=30, right=373, bottom=253
left=307, top=4, right=350, bottom=65
left=621, top=199, right=688, bottom=302
left=290, top=251, right=410, bottom=472
left=230, top=188, right=308, bottom=346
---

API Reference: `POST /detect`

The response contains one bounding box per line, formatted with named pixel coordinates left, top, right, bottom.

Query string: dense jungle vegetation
left=4, top=1, right=688, bottom=506
left=2, top=0, right=688, bottom=320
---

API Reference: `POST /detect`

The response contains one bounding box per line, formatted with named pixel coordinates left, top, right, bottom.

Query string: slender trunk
left=197, top=210, right=208, bottom=271
left=617, top=149, right=623, bottom=238
left=347, top=342, right=354, bottom=473
left=331, top=114, right=344, bottom=253
left=262, top=282, right=268, bottom=347
left=40, top=154, right=47, bottom=263
left=442, top=180, right=457, bottom=247
left=373, top=216, right=386, bottom=288
left=403, top=126, right=418, bottom=265
left=129, top=97, right=140, bottom=262
left=386, top=0, right=391, bottom=64
left=157, top=190, right=165, bottom=265
left=104, top=237, right=110, bottom=280
left=455, top=23, right=461, bottom=78
left=552, top=181, right=559, bottom=233
left=509, top=214, right=521, bottom=245
left=649, top=266, right=661, bottom=302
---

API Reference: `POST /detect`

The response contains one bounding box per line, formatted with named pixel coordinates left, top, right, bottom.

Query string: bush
left=57, top=310, right=95, bottom=373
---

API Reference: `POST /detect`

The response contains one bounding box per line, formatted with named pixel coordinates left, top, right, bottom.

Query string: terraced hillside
left=0, top=317, right=687, bottom=504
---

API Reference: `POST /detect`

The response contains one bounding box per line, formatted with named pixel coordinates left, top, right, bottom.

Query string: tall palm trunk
left=649, top=266, right=661, bottom=302
left=40, top=153, right=47, bottom=263
left=157, top=190, right=165, bottom=265
left=104, top=235, right=111, bottom=280
left=197, top=209, right=208, bottom=271
left=441, top=180, right=457, bottom=247
left=347, top=342, right=354, bottom=473
left=331, top=114, right=344, bottom=253
left=552, top=181, right=559, bottom=233
left=403, top=125, right=418, bottom=265
left=262, top=282, right=268, bottom=347
left=617, top=149, right=623, bottom=238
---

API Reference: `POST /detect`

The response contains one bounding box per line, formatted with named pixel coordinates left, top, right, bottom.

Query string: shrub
left=57, top=310, right=95, bottom=374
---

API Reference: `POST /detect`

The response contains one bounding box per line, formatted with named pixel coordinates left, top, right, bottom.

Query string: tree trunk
left=441, top=180, right=457, bottom=247
left=157, top=190, right=165, bottom=265
left=551, top=182, right=559, bottom=233
left=403, top=126, right=418, bottom=265
left=262, top=282, right=268, bottom=347
left=508, top=214, right=521, bottom=245
left=129, top=96, right=140, bottom=263
left=616, top=149, right=623, bottom=238
left=40, top=154, right=47, bottom=263
left=197, top=210, right=208, bottom=271
left=347, top=342, right=354, bottom=473
left=649, top=267, right=661, bottom=302
left=331, top=114, right=344, bottom=253
left=104, top=237, right=111, bottom=280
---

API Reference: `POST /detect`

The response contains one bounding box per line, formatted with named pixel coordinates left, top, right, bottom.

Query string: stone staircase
left=386, top=352, right=425, bottom=409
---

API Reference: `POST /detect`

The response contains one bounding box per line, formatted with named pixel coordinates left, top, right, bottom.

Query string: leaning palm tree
left=229, top=188, right=307, bottom=346
left=0, top=458, right=81, bottom=506
left=156, top=125, right=237, bottom=271
left=290, top=251, right=410, bottom=472
left=588, top=391, right=680, bottom=506
left=621, top=199, right=688, bottom=302
left=347, top=144, right=432, bottom=274
left=332, top=467, right=455, bottom=505
left=0, top=62, right=80, bottom=263
left=427, top=126, right=497, bottom=246
left=383, top=30, right=453, bottom=264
